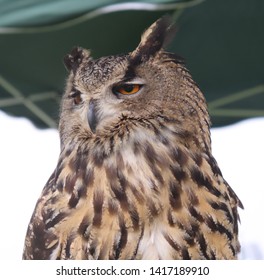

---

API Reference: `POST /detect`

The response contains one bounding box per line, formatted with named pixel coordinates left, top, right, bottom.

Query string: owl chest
left=56, top=138, right=180, bottom=259
left=91, top=146, right=175, bottom=259
left=136, top=221, right=174, bottom=259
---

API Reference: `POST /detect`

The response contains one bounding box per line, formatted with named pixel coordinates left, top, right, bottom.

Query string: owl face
left=59, top=17, right=209, bottom=150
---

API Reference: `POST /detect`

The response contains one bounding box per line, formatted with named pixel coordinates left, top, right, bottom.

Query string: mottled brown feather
left=23, top=16, right=242, bottom=260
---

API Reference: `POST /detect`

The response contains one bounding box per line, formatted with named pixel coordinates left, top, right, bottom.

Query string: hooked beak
left=88, top=99, right=98, bottom=133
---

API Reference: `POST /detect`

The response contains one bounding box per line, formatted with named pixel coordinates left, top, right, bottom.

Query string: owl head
left=60, top=16, right=210, bottom=151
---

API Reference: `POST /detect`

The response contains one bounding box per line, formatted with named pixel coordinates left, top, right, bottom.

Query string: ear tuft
left=64, top=47, right=91, bottom=73
left=130, top=15, right=175, bottom=64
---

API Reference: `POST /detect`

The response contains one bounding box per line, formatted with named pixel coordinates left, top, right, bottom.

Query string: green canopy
left=0, top=0, right=263, bottom=128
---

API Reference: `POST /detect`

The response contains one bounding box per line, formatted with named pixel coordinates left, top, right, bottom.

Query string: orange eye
left=69, top=90, right=82, bottom=105
left=113, top=84, right=142, bottom=95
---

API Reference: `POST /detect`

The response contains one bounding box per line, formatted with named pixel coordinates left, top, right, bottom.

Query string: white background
left=0, top=110, right=263, bottom=260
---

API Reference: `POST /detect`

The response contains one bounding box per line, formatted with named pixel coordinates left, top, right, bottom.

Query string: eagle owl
left=23, top=16, right=242, bottom=260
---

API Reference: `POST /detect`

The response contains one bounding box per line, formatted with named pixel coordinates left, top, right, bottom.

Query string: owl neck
left=59, top=114, right=211, bottom=167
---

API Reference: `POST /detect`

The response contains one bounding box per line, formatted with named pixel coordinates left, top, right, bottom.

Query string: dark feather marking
left=65, top=147, right=72, bottom=157
left=209, top=201, right=233, bottom=223
left=108, top=199, right=119, bottom=215
left=54, top=163, right=64, bottom=184
left=144, top=141, right=167, bottom=169
left=229, top=244, right=236, bottom=256
left=128, top=204, right=140, bottom=230
left=92, top=149, right=106, bottom=167
left=210, top=249, right=216, bottom=259
left=177, top=148, right=189, bottom=165
left=78, top=216, right=90, bottom=237
left=177, top=221, right=184, bottom=230
left=133, top=140, right=141, bottom=155
left=130, top=184, right=145, bottom=204
left=111, top=184, right=129, bottom=211
left=181, top=223, right=200, bottom=256
left=92, top=190, right=104, bottom=227
left=68, top=185, right=87, bottom=208
left=184, top=234, right=195, bottom=246
left=80, top=151, right=89, bottom=170
left=183, top=223, right=197, bottom=246
left=170, top=147, right=188, bottom=166
left=164, top=233, right=181, bottom=252
left=207, top=155, right=222, bottom=176
left=123, top=64, right=136, bottom=81
left=199, top=119, right=210, bottom=149
left=68, top=148, right=86, bottom=171
left=190, top=222, right=200, bottom=234
left=115, top=169, right=130, bottom=210
left=181, top=247, right=191, bottom=260
left=170, top=165, right=186, bottom=182
left=190, top=167, right=222, bottom=197
left=192, top=153, right=203, bottom=167
left=88, top=242, right=97, bottom=258
left=45, top=212, right=68, bottom=229
left=114, top=217, right=128, bottom=259
left=29, top=221, right=59, bottom=259
left=143, top=143, right=164, bottom=184
left=175, top=130, right=194, bottom=145
left=188, top=206, right=204, bottom=222
left=227, top=183, right=244, bottom=209
left=148, top=200, right=159, bottom=217
left=50, top=195, right=59, bottom=205
left=28, top=222, right=45, bottom=257
left=41, top=207, right=54, bottom=223
left=223, top=192, right=229, bottom=201
left=169, top=181, right=182, bottom=210
left=150, top=179, right=159, bottom=193
left=187, top=189, right=199, bottom=205
left=64, top=174, right=77, bottom=193
left=205, top=216, right=233, bottom=241
left=117, top=169, right=127, bottom=189
left=109, top=135, right=115, bottom=153
left=65, top=234, right=74, bottom=259
left=82, top=168, right=94, bottom=187
left=232, top=207, right=239, bottom=235
left=106, top=165, right=129, bottom=210
left=167, top=210, right=175, bottom=226
left=151, top=121, right=169, bottom=145
left=145, top=143, right=159, bottom=163
left=151, top=165, right=164, bottom=184
left=183, top=223, right=200, bottom=253
left=131, top=226, right=145, bottom=259
left=197, top=234, right=210, bottom=259
left=57, top=180, right=64, bottom=192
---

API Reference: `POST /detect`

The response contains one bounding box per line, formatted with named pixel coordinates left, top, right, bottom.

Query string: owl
left=23, top=16, right=243, bottom=260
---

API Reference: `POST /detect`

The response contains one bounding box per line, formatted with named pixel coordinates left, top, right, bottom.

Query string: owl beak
left=88, top=99, right=98, bottom=133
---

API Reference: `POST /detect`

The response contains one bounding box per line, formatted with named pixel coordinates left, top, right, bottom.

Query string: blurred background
left=0, top=0, right=263, bottom=260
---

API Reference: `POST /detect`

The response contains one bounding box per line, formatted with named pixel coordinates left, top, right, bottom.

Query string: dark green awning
left=1, top=0, right=263, bottom=128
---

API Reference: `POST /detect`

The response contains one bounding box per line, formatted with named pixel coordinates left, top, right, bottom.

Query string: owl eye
left=112, top=84, right=142, bottom=95
left=69, top=90, right=82, bottom=105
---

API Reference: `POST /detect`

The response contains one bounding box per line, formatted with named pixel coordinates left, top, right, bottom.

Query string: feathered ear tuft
left=64, top=47, right=91, bottom=73
left=130, top=15, right=175, bottom=65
